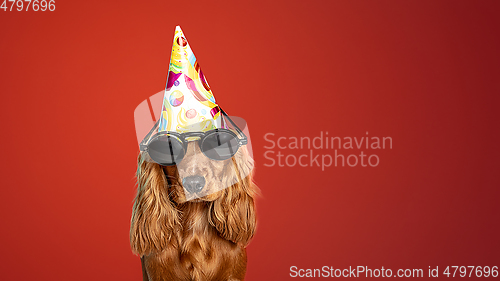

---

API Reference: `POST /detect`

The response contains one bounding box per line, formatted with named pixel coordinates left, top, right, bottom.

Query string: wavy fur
left=130, top=145, right=257, bottom=281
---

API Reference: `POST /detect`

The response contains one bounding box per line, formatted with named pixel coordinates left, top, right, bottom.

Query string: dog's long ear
left=130, top=153, right=179, bottom=256
left=209, top=146, right=258, bottom=246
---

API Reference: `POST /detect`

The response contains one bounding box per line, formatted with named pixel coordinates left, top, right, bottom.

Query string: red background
left=1, top=0, right=499, bottom=280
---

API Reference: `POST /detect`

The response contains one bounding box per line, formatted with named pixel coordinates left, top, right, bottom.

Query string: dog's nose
left=182, top=175, right=206, bottom=193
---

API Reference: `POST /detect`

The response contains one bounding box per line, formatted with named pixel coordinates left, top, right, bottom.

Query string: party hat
left=159, top=26, right=223, bottom=133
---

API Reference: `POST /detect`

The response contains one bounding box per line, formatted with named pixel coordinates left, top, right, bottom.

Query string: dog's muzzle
left=183, top=175, right=206, bottom=193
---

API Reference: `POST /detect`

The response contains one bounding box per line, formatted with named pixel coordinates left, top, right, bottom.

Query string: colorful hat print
left=159, top=26, right=223, bottom=133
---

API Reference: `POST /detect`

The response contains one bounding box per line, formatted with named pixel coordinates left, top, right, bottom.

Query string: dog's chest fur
left=142, top=202, right=247, bottom=281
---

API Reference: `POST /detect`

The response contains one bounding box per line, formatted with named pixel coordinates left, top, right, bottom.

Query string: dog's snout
left=183, top=175, right=206, bottom=193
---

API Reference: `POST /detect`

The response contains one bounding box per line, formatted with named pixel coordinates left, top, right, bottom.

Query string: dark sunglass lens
left=201, top=131, right=239, bottom=160
left=148, top=136, right=185, bottom=165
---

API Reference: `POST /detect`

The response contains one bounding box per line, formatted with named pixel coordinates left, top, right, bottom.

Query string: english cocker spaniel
left=130, top=140, right=257, bottom=281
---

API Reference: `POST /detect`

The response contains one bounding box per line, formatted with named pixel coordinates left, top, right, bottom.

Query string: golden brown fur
left=130, top=143, right=257, bottom=281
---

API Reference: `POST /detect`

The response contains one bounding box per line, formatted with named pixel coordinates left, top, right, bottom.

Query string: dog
left=130, top=140, right=257, bottom=281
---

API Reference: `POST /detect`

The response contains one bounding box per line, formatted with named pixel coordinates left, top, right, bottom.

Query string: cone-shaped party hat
left=159, top=26, right=223, bottom=133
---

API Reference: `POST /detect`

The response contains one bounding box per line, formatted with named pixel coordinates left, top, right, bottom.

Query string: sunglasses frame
left=139, top=108, right=247, bottom=164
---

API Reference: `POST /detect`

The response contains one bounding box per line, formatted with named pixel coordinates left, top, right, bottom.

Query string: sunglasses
left=139, top=108, right=247, bottom=166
